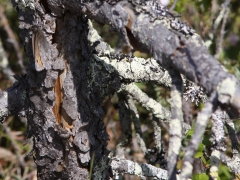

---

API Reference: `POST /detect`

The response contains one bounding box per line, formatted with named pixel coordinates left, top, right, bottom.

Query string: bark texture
left=12, top=1, right=112, bottom=179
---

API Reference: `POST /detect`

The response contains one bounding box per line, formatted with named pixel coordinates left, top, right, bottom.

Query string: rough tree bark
left=0, top=0, right=239, bottom=179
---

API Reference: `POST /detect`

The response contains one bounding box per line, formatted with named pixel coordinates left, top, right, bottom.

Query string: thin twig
left=120, top=83, right=191, bottom=132
left=206, top=0, right=230, bottom=58
left=170, top=0, right=178, bottom=11
left=214, top=7, right=230, bottom=59
left=0, top=38, right=15, bottom=83
left=152, top=120, right=162, bottom=153
left=2, top=122, right=25, bottom=168
left=167, top=72, right=183, bottom=180
left=127, top=96, right=147, bottom=155
left=116, top=93, right=133, bottom=158
left=0, top=5, right=25, bottom=73
left=180, top=93, right=217, bottom=180
left=225, top=118, right=239, bottom=155
left=120, top=83, right=171, bottom=121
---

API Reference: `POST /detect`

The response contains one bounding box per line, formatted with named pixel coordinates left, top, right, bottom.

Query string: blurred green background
left=0, top=0, right=239, bottom=179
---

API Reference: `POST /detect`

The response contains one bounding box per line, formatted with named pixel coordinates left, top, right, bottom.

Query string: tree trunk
left=11, top=1, right=112, bottom=179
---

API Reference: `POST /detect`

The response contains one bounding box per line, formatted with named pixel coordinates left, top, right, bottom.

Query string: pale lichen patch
left=217, top=78, right=236, bottom=104
left=15, top=0, right=35, bottom=12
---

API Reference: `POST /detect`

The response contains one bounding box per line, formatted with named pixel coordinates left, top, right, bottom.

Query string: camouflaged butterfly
left=32, top=27, right=52, bottom=71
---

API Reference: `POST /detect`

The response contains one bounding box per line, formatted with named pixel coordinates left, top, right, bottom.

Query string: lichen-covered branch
left=120, top=83, right=191, bottom=132
left=70, top=0, right=240, bottom=118
left=220, top=153, right=240, bottom=175
left=0, top=75, right=27, bottom=123
left=183, top=77, right=207, bottom=106
left=111, top=156, right=168, bottom=179
left=211, top=109, right=226, bottom=151
left=88, top=21, right=172, bottom=88
left=210, top=109, right=226, bottom=180
left=152, top=120, right=162, bottom=154
left=120, top=83, right=171, bottom=121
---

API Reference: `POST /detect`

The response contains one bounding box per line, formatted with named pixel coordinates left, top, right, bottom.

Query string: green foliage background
left=0, top=0, right=239, bottom=179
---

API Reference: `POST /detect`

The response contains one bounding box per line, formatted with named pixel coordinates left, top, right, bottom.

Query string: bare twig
left=116, top=93, right=133, bottom=158
left=1, top=122, right=25, bottom=168
left=214, top=5, right=230, bottom=59
left=126, top=96, right=147, bottom=155
left=0, top=5, right=25, bottom=72
left=170, top=0, right=178, bottom=12
left=210, top=150, right=220, bottom=180
left=168, top=72, right=183, bottom=180
left=225, top=118, right=239, bottom=154
left=180, top=93, right=217, bottom=180
left=116, top=93, right=148, bottom=162
left=205, top=0, right=230, bottom=58
left=0, top=38, right=15, bottom=82
left=120, top=83, right=171, bottom=121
